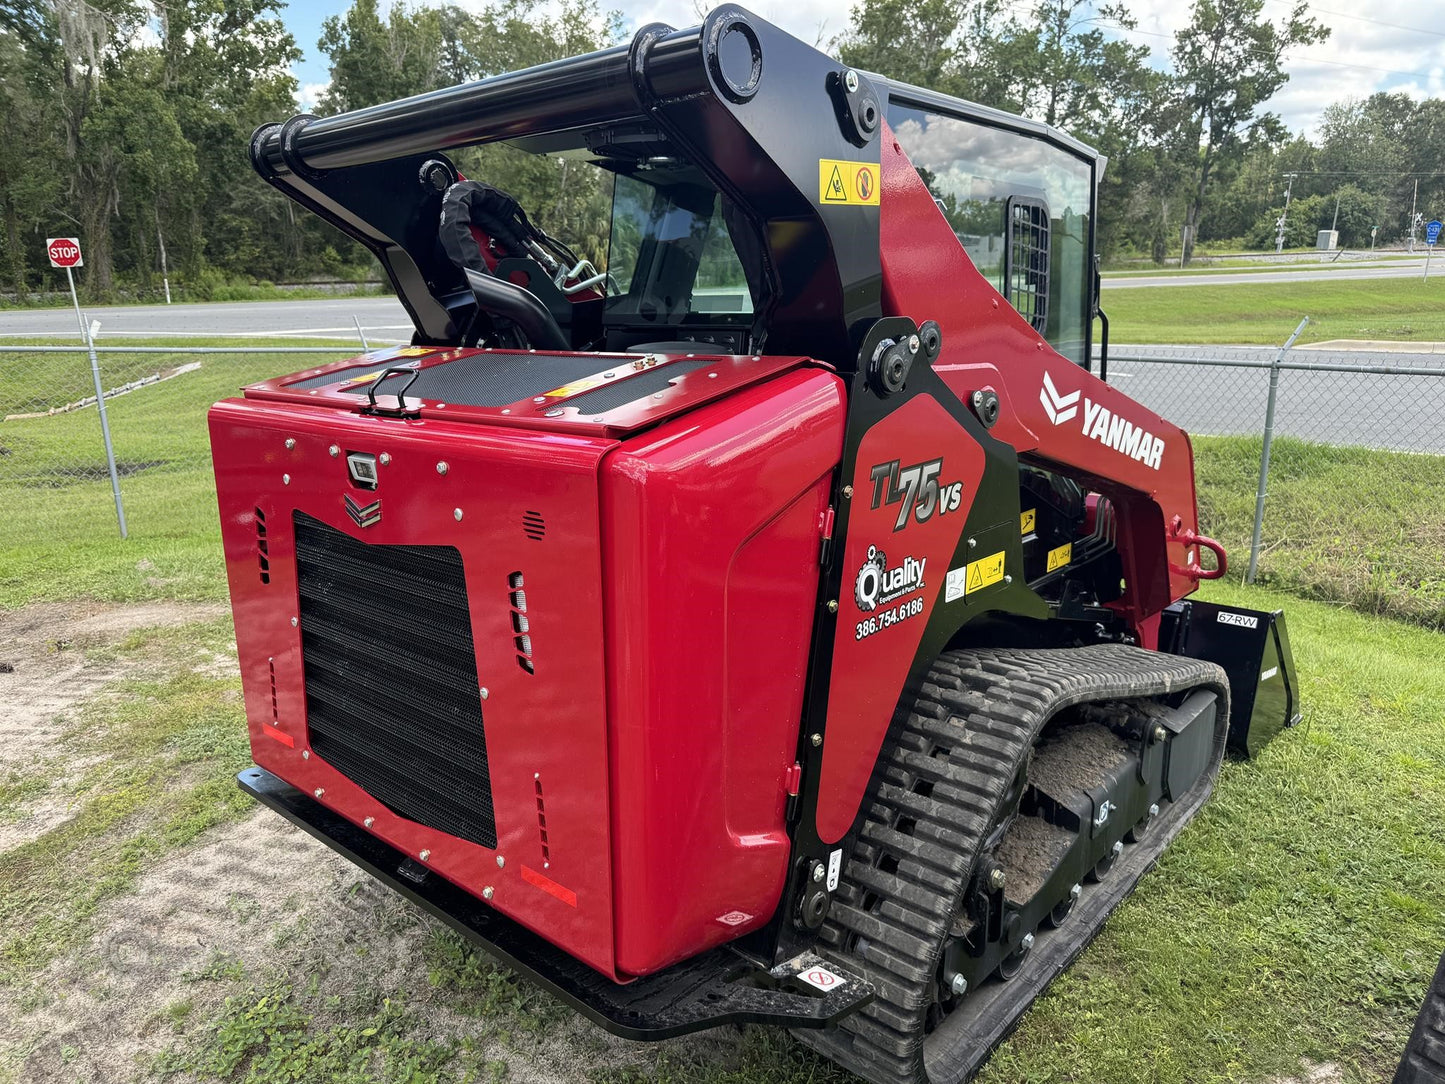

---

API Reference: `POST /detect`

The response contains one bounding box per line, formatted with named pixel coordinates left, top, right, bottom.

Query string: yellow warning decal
left=544, top=372, right=613, bottom=398
left=389, top=346, right=434, bottom=357
left=1020, top=508, right=1036, bottom=534
left=965, top=551, right=1006, bottom=595
left=1046, top=542, right=1072, bottom=572
left=819, top=159, right=880, bottom=206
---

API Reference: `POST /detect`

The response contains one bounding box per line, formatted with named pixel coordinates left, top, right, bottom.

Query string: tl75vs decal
left=869, top=457, right=964, bottom=531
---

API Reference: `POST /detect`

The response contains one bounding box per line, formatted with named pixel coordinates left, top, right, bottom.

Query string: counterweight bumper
left=238, top=767, right=873, bottom=1040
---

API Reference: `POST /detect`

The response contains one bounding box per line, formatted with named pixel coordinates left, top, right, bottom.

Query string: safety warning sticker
left=819, top=159, right=880, bottom=206
left=1020, top=508, right=1037, bottom=534
left=798, top=965, right=847, bottom=991
left=1046, top=542, right=1072, bottom=572
left=945, top=550, right=1007, bottom=602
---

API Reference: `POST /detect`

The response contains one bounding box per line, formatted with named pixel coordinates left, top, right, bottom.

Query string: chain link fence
left=3, top=331, right=1442, bottom=624
left=0, top=342, right=354, bottom=553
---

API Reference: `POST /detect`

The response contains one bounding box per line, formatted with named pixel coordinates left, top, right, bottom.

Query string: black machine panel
left=293, top=512, right=497, bottom=848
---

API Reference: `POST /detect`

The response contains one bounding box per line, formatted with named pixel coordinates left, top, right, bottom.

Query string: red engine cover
left=211, top=356, right=844, bottom=979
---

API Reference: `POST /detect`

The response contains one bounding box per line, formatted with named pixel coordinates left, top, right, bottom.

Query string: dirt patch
left=996, top=815, right=1073, bottom=904
left=1029, top=721, right=1131, bottom=799
left=0, top=600, right=229, bottom=776
left=0, top=811, right=679, bottom=1083
left=1265, top=1061, right=1345, bottom=1084
left=0, top=600, right=231, bottom=854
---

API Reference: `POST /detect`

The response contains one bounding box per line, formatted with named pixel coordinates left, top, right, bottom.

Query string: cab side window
left=888, top=102, right=1092, bottom=365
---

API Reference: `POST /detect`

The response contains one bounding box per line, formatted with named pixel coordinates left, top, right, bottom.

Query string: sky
left=281, top=0, right=1445, bottom=137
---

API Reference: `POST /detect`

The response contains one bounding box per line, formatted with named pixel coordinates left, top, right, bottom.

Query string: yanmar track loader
left=215, top=9, right=1301, bottom=1081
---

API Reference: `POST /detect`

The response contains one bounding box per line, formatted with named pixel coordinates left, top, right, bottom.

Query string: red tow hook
left=1168, top=515, right=1227, bottom=581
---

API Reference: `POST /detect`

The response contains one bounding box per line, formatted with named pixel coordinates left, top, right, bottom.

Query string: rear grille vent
left=522, top=511, right=546, bottom=540
left=268, top=657, right=279, bottom=723
left=255, top=508, right=271, bottom=584
left=293, top=512, right=497, bottom=849
left=508, top=571, right=534, bottom=674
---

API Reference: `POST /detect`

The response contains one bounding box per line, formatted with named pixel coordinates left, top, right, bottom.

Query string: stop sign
left=46, top=237, right=83, bottom=268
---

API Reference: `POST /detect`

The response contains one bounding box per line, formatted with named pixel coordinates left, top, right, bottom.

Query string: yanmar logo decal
left=1041, top=371, right=1166, bottom=470
left=344, top=493, right=381, bottom=528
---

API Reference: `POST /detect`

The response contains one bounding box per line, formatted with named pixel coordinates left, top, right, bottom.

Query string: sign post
left=45, top=238, right=128, bottom=538
left=1425, top=220, right=1441, bottom=282
left=47, top=237, right=86, bottom=338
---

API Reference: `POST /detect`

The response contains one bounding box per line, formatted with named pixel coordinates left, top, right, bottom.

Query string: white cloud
left=297, top=80, right=331, bottom=111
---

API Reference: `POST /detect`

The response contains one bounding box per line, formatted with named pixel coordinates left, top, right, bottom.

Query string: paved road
left=1104, top=260, right=1429, bottom=289
left=1106, top=344, right=1445, bottom=453
left=0, top=296, right=414, bottom=342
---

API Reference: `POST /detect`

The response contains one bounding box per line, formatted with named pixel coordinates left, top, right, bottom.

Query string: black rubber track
left=1395, top=951, right=1445, bottom=1084
left=797, top=645, right=1230, bottom=1084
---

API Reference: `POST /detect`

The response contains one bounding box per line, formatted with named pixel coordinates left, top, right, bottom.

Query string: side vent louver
left=255, top=507, right=271, bottom=584
left=268, top=656, right=279, bottom=724
left=534, top=773, right=551, bottom=866
left=522, top=511, right=546, bottom=540
left=508, top=571, right=534, bottom=674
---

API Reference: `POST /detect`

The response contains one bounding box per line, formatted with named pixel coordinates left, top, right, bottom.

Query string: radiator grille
left=293, top=512, right=496, bottom=849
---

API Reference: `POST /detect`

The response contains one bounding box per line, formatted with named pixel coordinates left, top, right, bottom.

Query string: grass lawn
left=1, top=334, right=1442, bottom=1081
left=0, top=340, right=355, bottom=608
left=1, top=584, right=1438, bottom=1083
left=1105, top=277, right=1445, bottom=345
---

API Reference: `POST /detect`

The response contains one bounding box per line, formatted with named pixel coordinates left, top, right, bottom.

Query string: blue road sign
left=1427, top=219, right=1443, bottom=245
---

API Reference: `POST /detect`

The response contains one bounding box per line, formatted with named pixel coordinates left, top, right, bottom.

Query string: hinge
left=819, top=505, right=836, bottom=567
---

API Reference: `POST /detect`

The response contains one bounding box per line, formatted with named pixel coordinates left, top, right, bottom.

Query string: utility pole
left=1275, top=173, right=1295, bottom=254
left=1410, top=179, right=1419, bottom=252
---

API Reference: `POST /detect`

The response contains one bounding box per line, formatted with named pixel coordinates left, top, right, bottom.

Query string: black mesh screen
left=563, top=359, right=712, bottom=414
left=338, top=353, right=611, bottom=407
left=293, top=512, right=496, bottom=848
left=1005, top=197, right=1050, bottom=335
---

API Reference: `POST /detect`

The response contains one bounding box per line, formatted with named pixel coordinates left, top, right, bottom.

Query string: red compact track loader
left=215, top=9, right=1301, bottom=1081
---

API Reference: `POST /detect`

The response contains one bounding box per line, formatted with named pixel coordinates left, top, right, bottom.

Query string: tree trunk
left=1, top=189, right=25, bottom=299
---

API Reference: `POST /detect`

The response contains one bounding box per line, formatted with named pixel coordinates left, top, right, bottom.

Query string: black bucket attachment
left=1159, top=600, right=1301, bottom=757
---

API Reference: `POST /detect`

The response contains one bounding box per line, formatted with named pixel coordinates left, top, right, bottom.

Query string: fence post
left=84, top=318, right=129, bottom=539
left=1246, top=317, right=1309, bottom=584
left=354, top=315, right=370, bottom=351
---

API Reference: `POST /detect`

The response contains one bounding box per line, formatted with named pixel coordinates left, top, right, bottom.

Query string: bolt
left=314, top=787, right=324, bottom=798
left=534, top=772, right=540, bottom=780
left=545, top=408, right=565, bottom=417
left=950, top=973, right=968, bottom=996
left=454, top=508, right=464, bottom=521
left=364, top=816, right=374, bottom=828
left=420, top=849, right=430, bottom=861
left=285, top=438, right=296, bottom=450
left=908, top=334, right=921, bottom=354
left=810, top=733, right=823, bottom=747
left=379, top=453, right=391, bottom=466
left=842, top=484, right=854, bottom=498
left=968, top=537, right=977, bottom=548
left=1149, top=803, right=1160, bottom=817
left=282, top=473, right=291, bottom=485
left=1070, top=882, right=1082, bottom=901
left=708, top=371, right=718, bottom=378
left=988, top=867, right=1006, bottom=891
left=533, top=396, right=547, bottom=403
left=812, top=864, right=826, bottom=883
left=483, top=886, right=495, bottom=900
left=301, top=750, right=310, bottom=760
left=1152, top=724, right=1167, bottom=743
left=480, top=687, right=490, bottom=700
left=436, top=461, right=449, bottom=475
left=652, top=392, right=664, bottom=400
left=1003, top=575, right=1013, bottom=585
left=843, top=68, right=860, bottom=93
left=603, top=372, right=615, bottom=378
left=496, top=855, right=506, bottom=868
left=290, top=616, right=298, bottom=627
left=1021, top=932, right=1035, bottom=951
left=1112, top=841, right=1124, bottom=857
left=827, top=599, right=838, bottom=613
left=329, top=444, right=340, bottom=457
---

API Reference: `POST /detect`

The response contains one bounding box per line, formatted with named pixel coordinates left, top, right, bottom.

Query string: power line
left=1097, top=19, right=1442, bottom=81
left=1266, top=0, right=1445, bottom=40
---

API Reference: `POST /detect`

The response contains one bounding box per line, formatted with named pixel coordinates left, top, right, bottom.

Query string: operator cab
left=438, top=88, right=1101, bottom=366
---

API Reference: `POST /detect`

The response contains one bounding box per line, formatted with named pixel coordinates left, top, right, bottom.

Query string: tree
left=1169, top=0, right=1327, bottom=264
